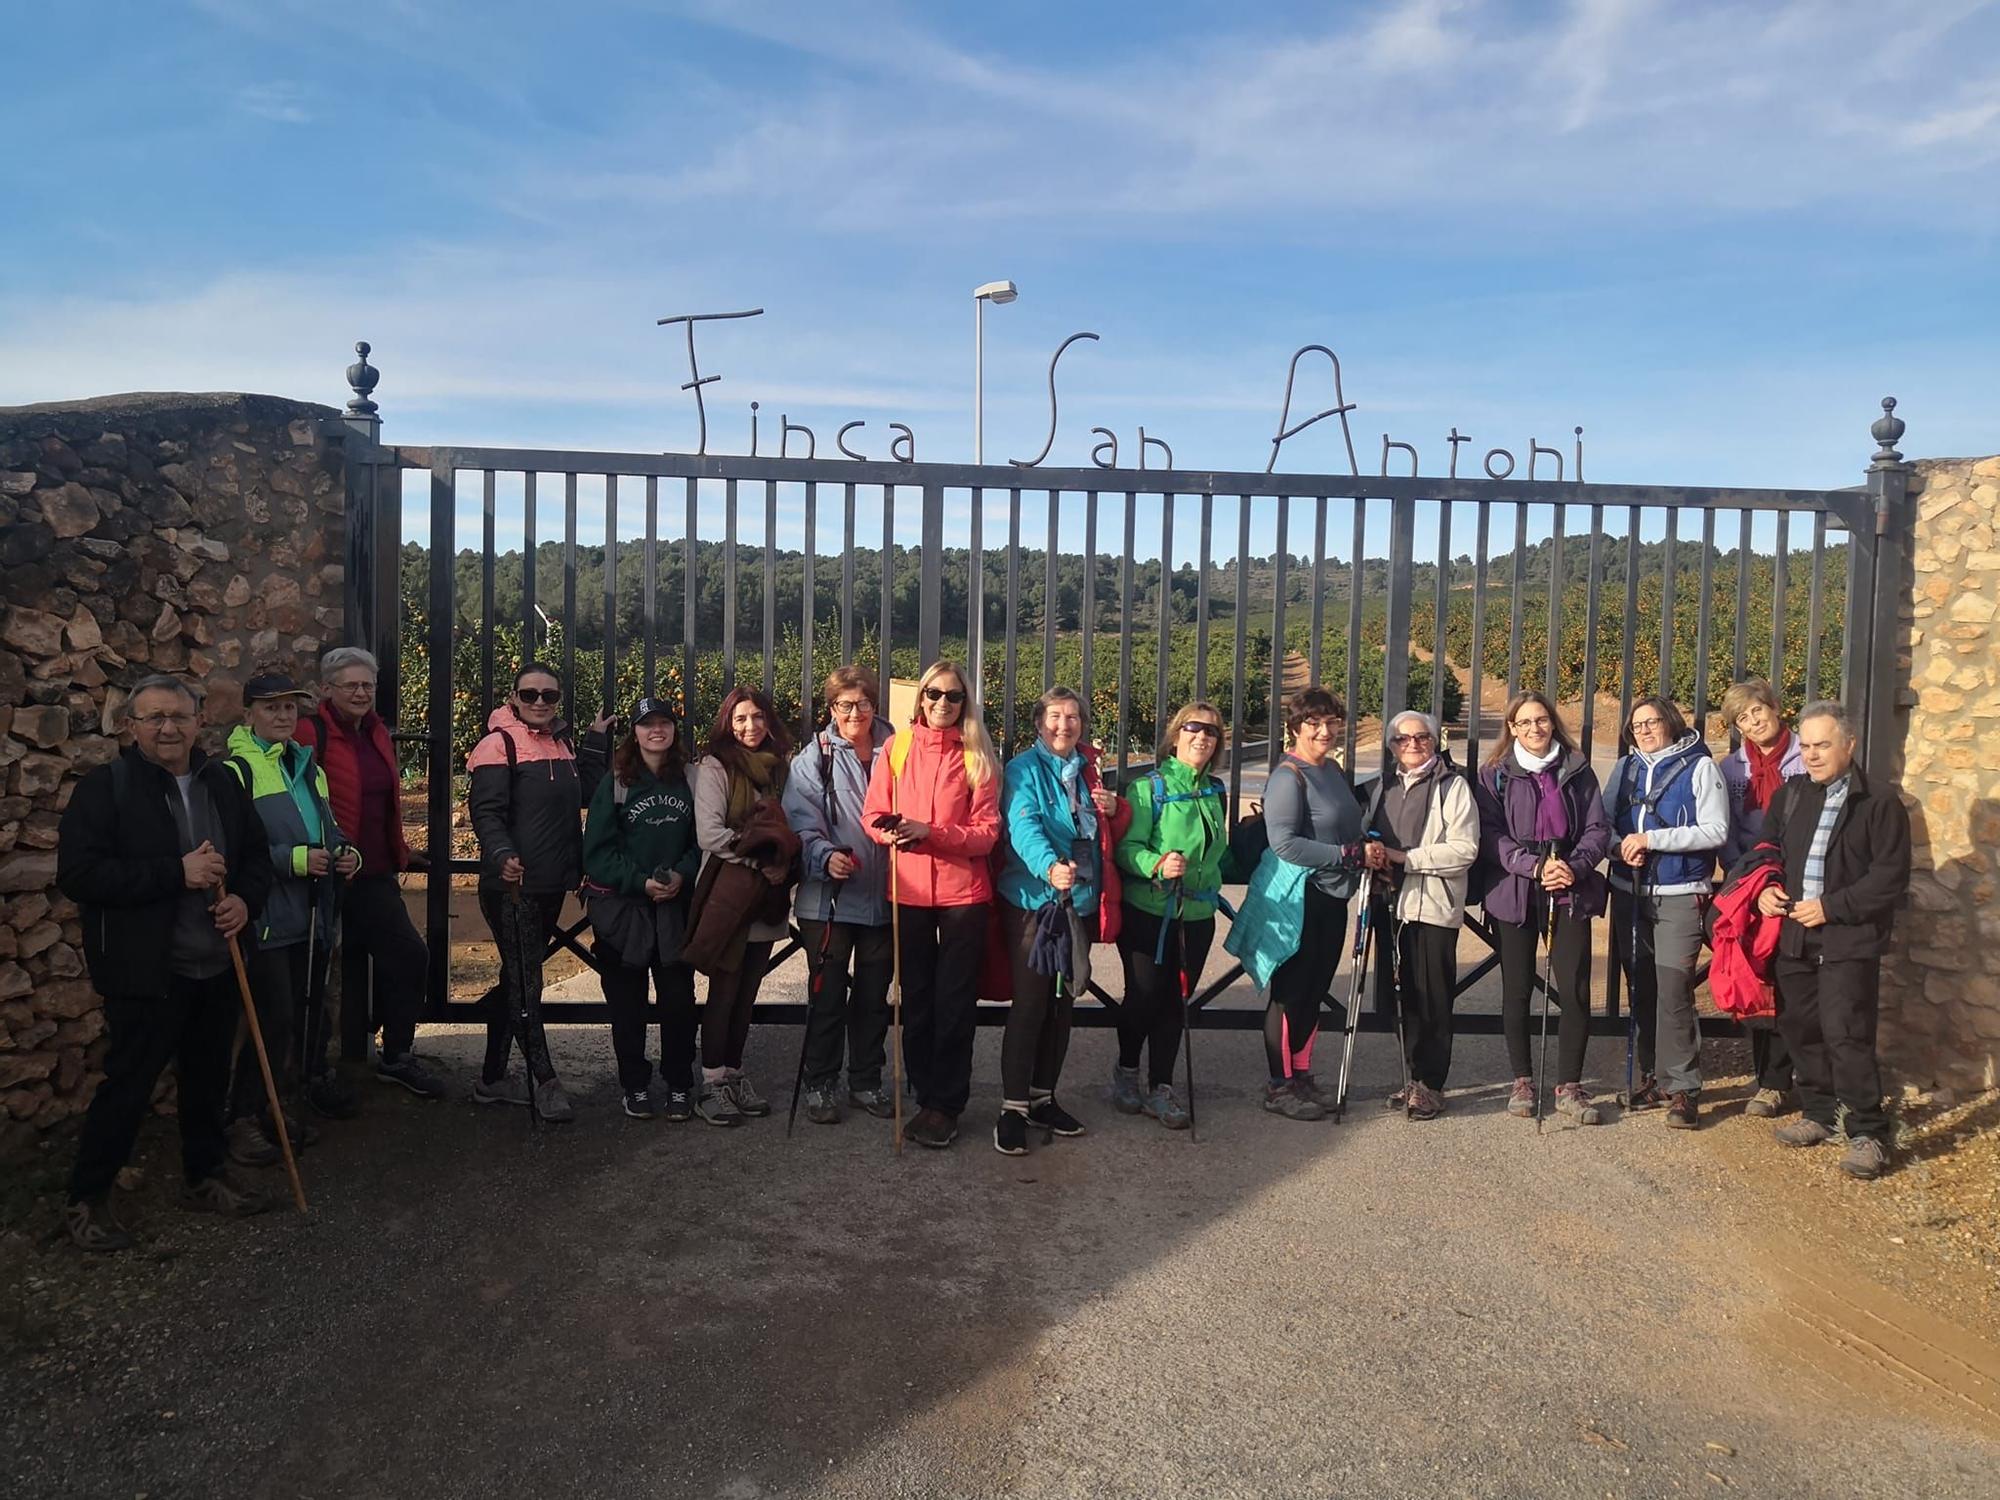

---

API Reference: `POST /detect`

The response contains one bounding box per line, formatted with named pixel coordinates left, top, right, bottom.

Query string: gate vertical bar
left=1081, top=494, right=1098, bottom=713
left=1383, top=494, right=1417, bottom=775
left=1430, top=502, right=1452, bottom=729
left=723, top=478, right=738, bottom=691
left=1543, top=503, right=1565, bottom=704
left=1804, top=511, right=1827, bottom=703
left=969, top=486, right=986, bottom=703
left=1156, top=491, right=1174, bottom=752
left=1118, top=490, right=1136, bottom=778
left=1269, top=497, right=1289, bottom=772
left=1507, top=503, right=1528, bottom=693
left=682, top=478, right=697, bottom=720
left=1003, top=488, right=1021, bottom=754
left=1308, top=496, right=1328, bottom=682
left=1345, top=500, right=1364, bottom=768
left=642, top=476, right=658, bottom=695
left=840, top=482, right=857, bottom=664
left=1466, top=504, right=1490, bottom=763
left=879, top=485, right=894, bottom=686
left=562, top=473, right=578, bottom=724
left=1769, top=511, right=1790, bottom=700
left=1043, top=491, right=1059, bottom=694
left=763, top=480, right=778, bottom=698
left=919, top=482, right=944, bottom=669
left=1693, top=510, right=1716, bottom=737
left=1581, top=505, right=1605, bottom=761
left=1230, top=496, right=1250, bottom=816
left=603, top=475, right=619, bottom=712
left=801, top=481, right=817, bottom=743
left=521, top=473, right=538, bottom=662
left=1658, top=509, right=1678, bottom=697
left=1733, top=511, right=1752, bottom=687
left=1195, top=494, right=1213, bottom=702
left=425, top=464, right=455, bottom=1018
left=480, top=471, right=496, bottom=716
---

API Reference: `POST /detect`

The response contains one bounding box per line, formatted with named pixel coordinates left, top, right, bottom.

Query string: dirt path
left=4, top=1016, right=1996, bottom=1499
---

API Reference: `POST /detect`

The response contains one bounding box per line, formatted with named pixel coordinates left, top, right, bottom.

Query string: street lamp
left=973, top=279, right=1018, bottom=465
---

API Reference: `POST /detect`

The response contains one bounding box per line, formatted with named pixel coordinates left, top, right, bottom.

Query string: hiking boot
left=1293, top=1072, right=1339, bottom=1113
left=376, top=1051, right=447, bottom=1100
left=1141, top=1083, right=1191, bottom=1130
left=1744, top=1087, right=1789, bottom=1119
left=622, top=1088, right=659, bottom=1120
left=994, top=1110, right=1030, bottom=1156
left=1624, top=1076, right=1668, bottom=1111
left=1264, top=1081, right=1326, bottom=1121
left=1840, top=1136, right=1892, bottom=1180
left=727, top=1073, right=771, bottom=1117
left=532, top=1075, right=576, bottom=1124
left=65, top=1198, right=134, bottom=1253
left=1110, top=1063, right=1145, bottom=1115
left=1775, top=1118, right=1834, bottom=1148
left=906, top=1107, right=958, bottom=1149
left=1665, top=1092, right=1700, bottom=1130
left=1028, top=1097, right=1085, bottom=1136
left=306, top=1071, right=360, bottom=1120
left=472, top=1074, right=530, bottom=1108
left=226, top=1116, right=281, bottom=1168
left=1406, top=1082, right=1444, bottom=1121
left=695, top=1079, right=743, bottom=1127
left=1507, top=1077, right=1537, bottom=1119
left=1385, top=1082, right=1413, bottom=1111
left=662, top=1087, right=694, bottom=1123
left=181, top=1173, right=277, bottom=1217
left=848, top=1087, right=895, bottom=1119
left=803, top=1085, right=841, bottom=1125
left=1553, top=1083, right=1603, bottom=1126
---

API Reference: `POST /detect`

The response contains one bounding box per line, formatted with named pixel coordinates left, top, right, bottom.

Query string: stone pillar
left=1881, top=453, right=2000, bottom=1095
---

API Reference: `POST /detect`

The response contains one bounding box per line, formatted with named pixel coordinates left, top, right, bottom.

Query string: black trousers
left=478, top=889, right=566, bottom=1084
left=1495, top=906, right=1593, bottom=1084
left=1265, top=886, right=1348, bottom=1079
left=700, top=940, right=773, bottom=1071
left=338, top=873, right=429, bottom=1061
left=898, top=904, right=987, bottom=1117
left=998, top=902, right=1077, bottom=1103
left=69, top=974, right=238, bottom=1203
left=1750, top=1020, right=1794, bottom=1091
left=1372, top=913, right=1459, bottom=1091
left=232, top=941, right=306, bottom=1121
left=1116, top=904, right=1214, bottom=1088
left=1776, top=948, right=1887, bottom=1141
left=598, top=947, right=698, bottom=1094
left=799, top=919, right=893, bottom=1093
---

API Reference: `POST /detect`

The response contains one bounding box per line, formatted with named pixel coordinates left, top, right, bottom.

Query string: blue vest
left=1612, top=740, right=1712, bottom=889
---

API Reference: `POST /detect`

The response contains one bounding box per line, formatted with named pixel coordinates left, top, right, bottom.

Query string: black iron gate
left=333, top=348, right=1912, bottom=1039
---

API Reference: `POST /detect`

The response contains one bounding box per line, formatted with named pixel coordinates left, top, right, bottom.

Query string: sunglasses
left=1180, top=722, right=1221, bottom=738
left=923, top=687, right=966, bottom=704
left=516, top=688, right=562, bottom=705
left=1391, top=733, right=1434, bottom=746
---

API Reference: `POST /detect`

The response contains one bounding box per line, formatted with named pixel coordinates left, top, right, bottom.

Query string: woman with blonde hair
left=1112, top=701, right=1231, bottom=1129
left=863, top=660, right=1001, bottom=1149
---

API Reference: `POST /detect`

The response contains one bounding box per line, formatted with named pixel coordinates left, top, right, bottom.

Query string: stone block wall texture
left=0, top=392, right=346, bottom=1127
left=1883, top=454, right=2000, bottom=1095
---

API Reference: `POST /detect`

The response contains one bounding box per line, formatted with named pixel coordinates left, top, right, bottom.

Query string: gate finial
left=1869, top=396, right=1904, bottom=468
left=346, top=341, right=381, bottom=419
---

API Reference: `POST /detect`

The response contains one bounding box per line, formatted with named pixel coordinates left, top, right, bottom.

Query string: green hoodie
left=223, top=724, right=347, bottom=948
left=1115, top=754, right=1232, bottom=920
left=582, top=762, right=702, bottom=897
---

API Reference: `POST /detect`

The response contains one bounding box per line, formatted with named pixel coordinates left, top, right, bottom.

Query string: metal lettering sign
left=659, top=307, right=1584, bottom=480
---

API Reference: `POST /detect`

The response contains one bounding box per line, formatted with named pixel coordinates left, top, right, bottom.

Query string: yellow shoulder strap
left=887, top=730, right=911, bottom=777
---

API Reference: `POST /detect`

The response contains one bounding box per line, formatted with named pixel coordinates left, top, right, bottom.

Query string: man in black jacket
left=1750, top=701, right=1910, bottom=1180
left=56, top=676, right=278, bottom=1250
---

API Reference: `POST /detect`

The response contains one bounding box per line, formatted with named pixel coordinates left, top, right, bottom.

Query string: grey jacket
left=1362, top=762, right=1480, bottom=928
left=783, top=722, right=893, bottom=927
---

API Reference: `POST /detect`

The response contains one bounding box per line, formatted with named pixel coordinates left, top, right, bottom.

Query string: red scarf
left=1744, top=728, right=1790, bottom=813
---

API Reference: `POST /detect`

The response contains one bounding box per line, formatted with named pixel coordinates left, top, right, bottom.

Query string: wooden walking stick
left=889, top=841, right=904, bottom=1156
left=216, top=883, right=307, bottom=1213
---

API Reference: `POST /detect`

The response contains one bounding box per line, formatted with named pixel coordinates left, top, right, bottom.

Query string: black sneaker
left=905, top=1107, right=958, bottom=1149
left=622, top=1089, right=659, bottom=1120
left=1624, top=1076, right=1668, bottom=1111
left=1027, top=1098, right=1085, bottom=1137
left=662, top=1088, right=694, bottom=1122
left=65, top=1198, right=134, bottom=1253
left=307, top=1071, right=361, bottom=1120
left=1665, top=1091, right=1700, bottom=1130
left=376, top=1052, right=447, bottom=1101
left=994, top=1110, right=1030, bottom=1156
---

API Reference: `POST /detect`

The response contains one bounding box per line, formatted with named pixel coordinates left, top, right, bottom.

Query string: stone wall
left=1882, top=454, right=2000, bottom=1096
left=0, top=393, right=346, bottom=1127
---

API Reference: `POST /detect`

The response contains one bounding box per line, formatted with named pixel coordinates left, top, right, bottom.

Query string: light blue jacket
left=784, top=721, right=893, bottom=927
left=1221, top=850, right=1309, bottom=992
left=996, top=741, right=1104, bottom=917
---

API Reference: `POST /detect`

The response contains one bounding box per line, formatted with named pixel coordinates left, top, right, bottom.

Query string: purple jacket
left=1718, top=734, right=1805, bottom=869
left=1473, top=750, right=1613, bottom=925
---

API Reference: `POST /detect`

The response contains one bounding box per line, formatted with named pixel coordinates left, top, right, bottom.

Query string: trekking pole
left=1170, top=878, right=1199, bottom=1143
left=1533, top=847, right=1558, bottom=1135
left=506, top=884, right=541, bottom=1130
left=1616, top=855, right=1645, bottom=1109
left=889, top=843, right=904, bottom=1156
left=1333, top=864, right=1375, bottom=1122
left=1388, top=906, right=1413, bottom=1117
left=787, top=875, right=841, bottom=1138
left=215, top=883, right=308, bottom=1213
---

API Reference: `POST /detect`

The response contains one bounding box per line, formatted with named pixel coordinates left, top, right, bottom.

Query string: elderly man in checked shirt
left=1747, top=701, right=1910, bottom=1180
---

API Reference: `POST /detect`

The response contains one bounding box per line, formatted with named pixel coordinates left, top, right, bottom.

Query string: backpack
left=1226, top=760, right=1306, bottom=876
left=884, top=728, right=979, bottom=783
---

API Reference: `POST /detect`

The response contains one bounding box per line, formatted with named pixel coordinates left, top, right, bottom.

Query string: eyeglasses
left=1180, top=722, right=1221, bottom=739
left=923, top=687, right=966, bottom=705
left=332, top=680, right=375, bottom=694
left=1299, top=717, right=1342, bottom=732
left=133, top=712, right=196, bottom=728
left=831, top=699, right=873, bottom=717
left=1391, top=733, right=1434, bottom=746
left=1629, top=716, right=1668, bottom=732
left=517, top=689, right=562, bottom=705
left=1511, top=716, right=1552, bottom=730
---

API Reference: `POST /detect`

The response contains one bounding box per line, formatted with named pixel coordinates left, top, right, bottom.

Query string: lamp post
left=973, top=280, right=1017, bottom=465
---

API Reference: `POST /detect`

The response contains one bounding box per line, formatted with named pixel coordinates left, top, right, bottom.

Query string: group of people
left=51, top=643, right=1911, bottom=1252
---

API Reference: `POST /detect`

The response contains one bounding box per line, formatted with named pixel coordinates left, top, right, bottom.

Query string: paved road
left=5, top=1017, right=1997, bottom=1500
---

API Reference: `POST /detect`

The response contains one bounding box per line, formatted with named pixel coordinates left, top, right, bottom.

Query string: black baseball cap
left=244, top=673, right=315, bottom=704
left=629, top=696, right=677, bottom=724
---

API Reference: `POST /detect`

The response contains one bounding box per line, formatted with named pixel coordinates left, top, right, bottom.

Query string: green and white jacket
left=224, top=725, right=352, bottom=949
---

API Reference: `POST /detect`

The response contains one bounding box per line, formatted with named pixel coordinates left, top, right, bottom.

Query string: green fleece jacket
left=1114, top=755, right=1232, bottom=920
left=582, top=763, right=702, bottom=897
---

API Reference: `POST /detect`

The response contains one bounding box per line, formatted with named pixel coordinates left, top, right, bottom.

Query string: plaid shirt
left=1798, top=772, right=1852, bottom=902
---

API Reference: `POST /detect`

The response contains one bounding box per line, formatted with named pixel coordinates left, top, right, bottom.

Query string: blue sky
left=6, top=0, right=1997, bottom=527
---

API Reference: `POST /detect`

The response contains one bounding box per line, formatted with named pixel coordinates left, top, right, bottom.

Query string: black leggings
left=599, top=950, right=697, bottom=1093
left=479, top=889, right=566, bottom=1084
left=701, top=941, right=774, bottom=1072
left=1116, top=904, right=1215, bottom=1088
left=998, top=903, right=1077, bottom=1104
left=1265, top=886, right=1348, bottom=1080
left=1495, top=907, right=1593, bottom=1084
left=898, top=904, right=988, bottom=1117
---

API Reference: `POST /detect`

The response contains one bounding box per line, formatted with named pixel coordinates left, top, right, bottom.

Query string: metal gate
left=333, top=348, right=1912, bottom=1038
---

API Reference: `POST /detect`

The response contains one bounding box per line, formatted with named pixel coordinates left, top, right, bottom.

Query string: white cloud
left=235, top=81, right=311, bottom=124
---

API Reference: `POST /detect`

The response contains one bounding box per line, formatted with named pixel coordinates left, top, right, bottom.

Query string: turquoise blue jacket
left=996, top=741, right=1105, bottom=917
left=1221, top=849, right=1309, bottom=992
